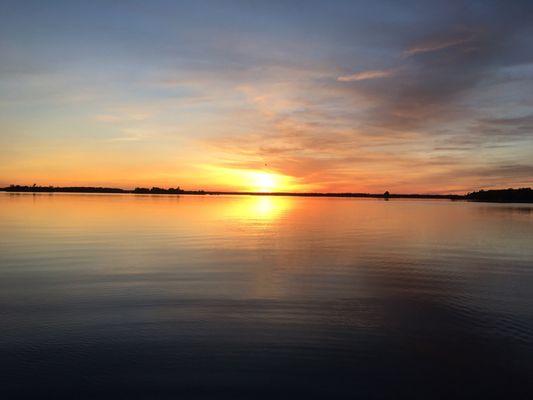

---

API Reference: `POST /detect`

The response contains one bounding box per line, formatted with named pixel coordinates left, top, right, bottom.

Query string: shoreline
left=1, top=186, right=532, bottom=203
left=0, top=187, right=462, bottom=200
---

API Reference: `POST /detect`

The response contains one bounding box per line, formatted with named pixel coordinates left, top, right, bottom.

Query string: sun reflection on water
left=221, top=195, right=292, bottom=221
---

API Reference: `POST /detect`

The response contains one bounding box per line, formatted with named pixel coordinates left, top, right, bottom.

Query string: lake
left=1, top=193, right=532, bottom=399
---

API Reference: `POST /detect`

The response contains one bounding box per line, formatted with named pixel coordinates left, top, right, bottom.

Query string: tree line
left=2, top=185, right=532, bottom=203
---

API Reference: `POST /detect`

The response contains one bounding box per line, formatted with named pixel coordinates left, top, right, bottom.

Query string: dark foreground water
left=1, top=193, right=532, bottom=399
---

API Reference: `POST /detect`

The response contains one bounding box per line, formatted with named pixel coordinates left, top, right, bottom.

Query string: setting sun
left=252, top=172, right=277, bottom=192
left=201, top=165, right=309, bottom=192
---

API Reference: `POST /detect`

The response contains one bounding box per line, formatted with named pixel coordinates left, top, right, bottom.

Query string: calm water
left=1, top=193, right=532, bottom=399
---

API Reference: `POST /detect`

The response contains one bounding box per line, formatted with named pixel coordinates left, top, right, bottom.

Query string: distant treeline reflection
left=2, top=185, right=532, bottom=203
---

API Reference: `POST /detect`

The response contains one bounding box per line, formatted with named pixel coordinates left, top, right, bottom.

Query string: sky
left=1, top=0, right=532, bottom=193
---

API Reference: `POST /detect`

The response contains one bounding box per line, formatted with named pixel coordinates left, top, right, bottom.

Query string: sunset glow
left=198, top=165, right=304, bottom=193
left=2, top=2, right=533, bottom=398
left=252, top=172, right=277, bottom=192
left=0, top=1, right=532, bottom=193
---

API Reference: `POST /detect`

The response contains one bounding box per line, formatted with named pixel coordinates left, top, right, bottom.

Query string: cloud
left=337, top=69, right=393, bottom=82
left=342, top=24, right=533, bottom=133
left=403, top=33, right=476, bottom=57
left=105, top=127, right=156, bottom=143
left=94, top=109, right=152, bottom=123
left=95, top=114, right=122, bottom=123
left=480, top=114, right=533, bottom=128
left=472, top=114, right=533, bottom=141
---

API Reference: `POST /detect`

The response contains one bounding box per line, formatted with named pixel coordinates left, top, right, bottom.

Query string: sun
left=252, top=172, right=277, bottom=192
left=203, top=165, right=300, bottom=192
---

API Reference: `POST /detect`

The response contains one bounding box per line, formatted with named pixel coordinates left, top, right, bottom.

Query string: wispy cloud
left=106, top=128, right=151, bottom=142
left=95, top=110, right=151, bottom=123
left=403, top=33, right=476, bottom=57
left=337, top=69, right=393, bottom=82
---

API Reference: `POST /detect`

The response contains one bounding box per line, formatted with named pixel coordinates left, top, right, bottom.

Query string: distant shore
left=2, top=185, right=532, bottom=203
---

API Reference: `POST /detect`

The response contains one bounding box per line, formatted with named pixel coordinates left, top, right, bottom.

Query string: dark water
left=1, top=193, right=532, bottom=399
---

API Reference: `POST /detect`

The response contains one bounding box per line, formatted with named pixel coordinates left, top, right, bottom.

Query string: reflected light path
left=219, top=195, right=293, bottom=222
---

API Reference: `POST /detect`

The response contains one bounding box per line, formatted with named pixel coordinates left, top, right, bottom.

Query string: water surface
left=1, top=193, right=532, bottom=398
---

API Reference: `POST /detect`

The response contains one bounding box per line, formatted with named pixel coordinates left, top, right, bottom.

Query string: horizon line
left=2, top=184, right=532, bottom=201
